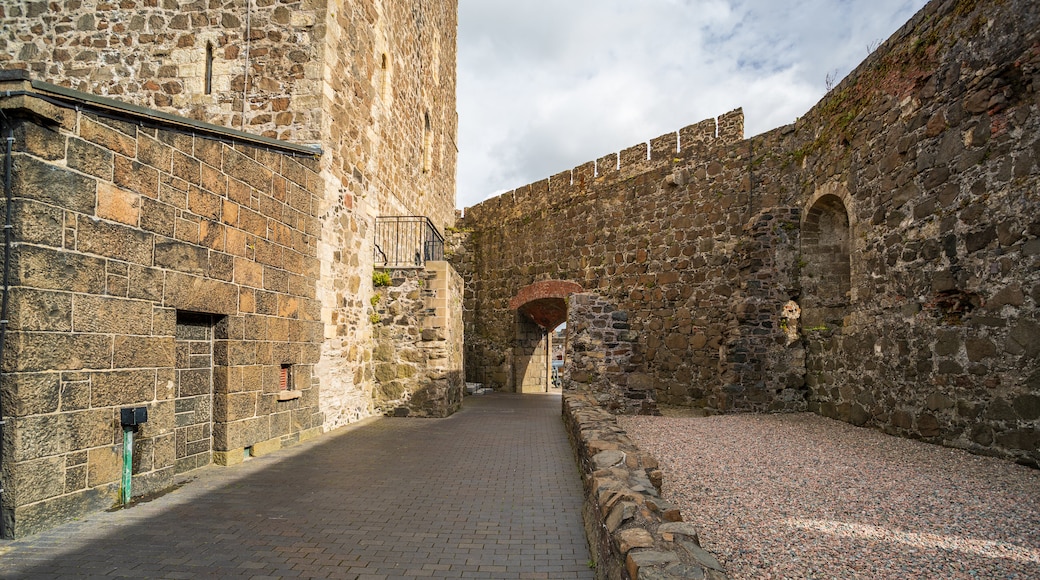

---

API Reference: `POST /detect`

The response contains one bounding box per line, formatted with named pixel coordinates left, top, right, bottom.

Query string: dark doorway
left=174, top=312, right=216, bottom=474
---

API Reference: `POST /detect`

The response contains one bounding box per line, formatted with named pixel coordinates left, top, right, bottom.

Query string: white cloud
left=456, top=0, right=929, bottom=209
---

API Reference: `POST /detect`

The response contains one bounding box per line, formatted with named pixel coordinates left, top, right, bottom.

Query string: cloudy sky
left=455, top=0, right=930, bottom=209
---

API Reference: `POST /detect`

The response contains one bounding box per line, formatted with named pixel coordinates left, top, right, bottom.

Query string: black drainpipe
left=0, top=121, right=13, bottom=539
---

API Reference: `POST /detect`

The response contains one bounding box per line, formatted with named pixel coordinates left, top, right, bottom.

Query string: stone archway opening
left=801, top=194, right=852, bottom=328
left=509, top=281, right=583, bottom=393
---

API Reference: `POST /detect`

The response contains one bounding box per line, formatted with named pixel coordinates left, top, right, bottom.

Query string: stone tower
left=0, top=0, right=461, bottom=536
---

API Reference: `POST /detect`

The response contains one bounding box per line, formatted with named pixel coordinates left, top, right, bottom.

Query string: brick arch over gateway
left=510, top=280, right=584, bottom=329
left=508, top=281, right=583, bottom=393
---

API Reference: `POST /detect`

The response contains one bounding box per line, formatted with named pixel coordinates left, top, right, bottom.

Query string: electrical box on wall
left=120, top=407, right=148, bottom=427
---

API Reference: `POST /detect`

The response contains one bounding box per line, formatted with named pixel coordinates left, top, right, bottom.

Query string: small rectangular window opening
left=422, top=111, right=433, bottom=174
left=277, top=364, right=302, bottom=401
left=204, top=42, right=214, bottom=95
left=378, top=52, right=391, bottom=103
left=279, top=364, right=291, bottom=391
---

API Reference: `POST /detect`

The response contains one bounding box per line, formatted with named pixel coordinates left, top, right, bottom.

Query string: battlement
left=464, top=108, right=744, bottom=223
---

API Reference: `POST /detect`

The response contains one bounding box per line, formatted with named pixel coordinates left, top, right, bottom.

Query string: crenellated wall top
left=463, top=108, right=743, bottom=224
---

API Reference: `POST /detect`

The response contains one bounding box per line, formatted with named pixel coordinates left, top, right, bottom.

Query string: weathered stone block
left=11, top=455, right=66, bottom=506
left=933, top=330, right=960, bottom=356
left=606, top=501, right=637, bottom=533
left=224, top=147, right=273, bottom=192
left=270, top=410, right=292, bottom=438
left=163, top=272, right=238, bottom=315
left=76, top=215, right=153, bottom=265
left=925, top=393, right=954, bottom=411
left=617, top=528, right=655, bottom=554
left=125, top=265, right=165, bottom=302
left=374, top=363, right=397, bottom=384
left=12, top=413, right=69, bottom=461
left=986, top=284, right=1024, bottom=311
left=65, top=464, right=87, bottom=493
left=213, top=448, right=245, bottom=466
left=627, top=550, right=681, bottom=579
left=12, top=199, right=63, bottom=246
left=8, top=484, right=117, bottom=538
left=222, top=415, right=271, bottom=450
left=250, top=437, right=281, bottom=457
left=67, top=137, right=113, bottom=181
left=137, top=134, right=172, bottom=172
left=91, top=370, right=157, bottom=407
left=10, top=288, right=72, bottom=332
left=177, top=368, right=212, bottom=397
left=3, top=372, right=60, bottom=417
left=74, top=295, right=153, bottom=335
left=113, top=335, right=176, bottom=368
left=14, top=119, right=66, bottom=160
left=627, top=374, right=657, bottom=391
left=1012, top=395, right=1040, bottom=422
left=6, top=332, right=112, bottom=373
left=917, top=413, right=941, bottom=438
left=155, top=239, right=209, bottom=275
left=188, top=187, right=221, bottom=220
left=677, top=539, right=725, bottom=572
left=80, top=114, right=136, bottom=157
left=12, top=245, right=106, bottom=294
left=140, top=197, right=176, bottom=237
left=87, top=445, right=122, bottom=486
left=1006, top=319, right=1040, bottom=358
left=63, top=409, right=112, bottom=451
left=215, top=392, right=258, bottom=422
left=59, top=376, right=91, bottom=411
left=96, top=182, right=141, bottom=226
left=996, top=425, right=1040, bottom=454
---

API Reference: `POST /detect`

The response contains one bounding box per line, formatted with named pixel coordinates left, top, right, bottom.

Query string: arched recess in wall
left=801, top=187, right=853, bottom=328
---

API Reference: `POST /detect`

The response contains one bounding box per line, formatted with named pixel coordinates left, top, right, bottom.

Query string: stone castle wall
left=315, top=0, right=459, bottom=431
left=457, top=0, right=1040, bottom=465
left=457, top=108, right=754, bottom=402
left=0, top=0, right=326, bottom=142
left=0, top=0, right=462, bottom=538
left=0, top=78, right=325, bottom=536
left=0, top=0, right=462, bottom=434
left=792, top=0, right=1040, bottom=464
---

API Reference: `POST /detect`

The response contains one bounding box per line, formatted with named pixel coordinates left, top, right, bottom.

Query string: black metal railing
left=374, top=216, right=444, bottom=268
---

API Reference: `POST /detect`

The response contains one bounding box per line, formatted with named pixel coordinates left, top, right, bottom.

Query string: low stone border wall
left=563, top=393, right=729, bottom=580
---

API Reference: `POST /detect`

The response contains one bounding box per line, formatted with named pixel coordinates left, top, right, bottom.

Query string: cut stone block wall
left=456, top=0, right=1040, bottom=465
left=0, top=0, right=463, bottom=435
left=0, top=79, right=324, bottom=537
left=0, top=0, right=463, bottom=539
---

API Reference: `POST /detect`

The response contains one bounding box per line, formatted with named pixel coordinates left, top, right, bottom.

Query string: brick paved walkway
left=0, top=393, right=594, bottom=579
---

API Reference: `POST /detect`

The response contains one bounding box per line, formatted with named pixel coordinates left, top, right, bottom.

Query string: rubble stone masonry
left=369, top=262, right=464, bottom=418
left=457, top=0, right=1040, bottom=466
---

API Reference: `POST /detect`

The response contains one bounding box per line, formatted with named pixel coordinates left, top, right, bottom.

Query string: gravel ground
left=618, top=413, right=1040, bottom=580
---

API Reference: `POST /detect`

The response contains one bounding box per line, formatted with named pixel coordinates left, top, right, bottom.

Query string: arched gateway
left=509, top=281, right=583, bottom=393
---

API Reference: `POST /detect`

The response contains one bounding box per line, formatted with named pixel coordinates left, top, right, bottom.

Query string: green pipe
left=121, top=427, right=133, bottom=506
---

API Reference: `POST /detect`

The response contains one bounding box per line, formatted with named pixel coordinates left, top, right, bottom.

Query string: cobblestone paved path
left=0, top=393, right=594, bottom=579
